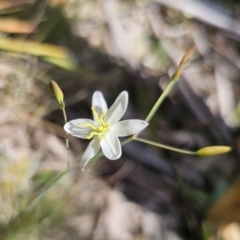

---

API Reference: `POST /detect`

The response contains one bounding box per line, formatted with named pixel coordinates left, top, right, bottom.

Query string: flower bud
left=172, top=44, right=195, bottom=80
left=50, top=80, right=64, bottom=106
left=196, top=146, right=231, bottom=156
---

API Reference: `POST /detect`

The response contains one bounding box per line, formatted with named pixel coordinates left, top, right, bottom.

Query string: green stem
left=133, top=79, right=177, bottom=138
left=121, top=137, right=133, bottom=146
left=134, top=137, right=196, bottom=155
left=145, top=79, right=177, bottom=123
left=61, top=106, right=67, bottom=126
left=17, top=169, right=68, bottom=217
left=61, top=106, right=70, bottom=168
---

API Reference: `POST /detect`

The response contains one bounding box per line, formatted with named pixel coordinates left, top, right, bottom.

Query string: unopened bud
left=172, top=44, right=195, bottom=80
left=50, top=80, right=64, bottom=107
left=196, top=146, right=231, bottom=157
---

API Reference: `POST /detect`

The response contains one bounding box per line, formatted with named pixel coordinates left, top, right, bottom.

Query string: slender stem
left=121, top=137, right=133, bottom=146
left=61, top=105, right=67, bottom=127
left=133, top=79, right=177, bottom=138
left=61, top=105, right=71, bottom=168
left=143, top=45, right=194, bottom=125
left=134, top=137, right=196, bottom=155
left=134, top=45, right=195, bottom=139
left=17, top=170, right=68, bottom=217
left=145, top=79, right=177, bottom=123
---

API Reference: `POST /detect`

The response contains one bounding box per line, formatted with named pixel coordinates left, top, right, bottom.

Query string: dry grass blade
left=43, top=56, right=77, bottom=71
left=0, top=18, right=35, bottom=33
left=0, top=0, right=34, bottom=10
left=0, top=37, right=71, bottom=58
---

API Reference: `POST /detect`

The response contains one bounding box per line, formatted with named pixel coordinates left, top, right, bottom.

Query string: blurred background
left=1, top=0, right=240, bottom=239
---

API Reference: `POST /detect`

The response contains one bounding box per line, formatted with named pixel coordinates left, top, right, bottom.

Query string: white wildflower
left=64, top=91, right=148, bottom=170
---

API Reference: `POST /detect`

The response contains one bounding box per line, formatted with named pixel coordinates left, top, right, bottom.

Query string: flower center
left=79, top=107, right=110, bottom=140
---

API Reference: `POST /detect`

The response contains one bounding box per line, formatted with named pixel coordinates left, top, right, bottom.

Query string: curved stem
left=133, top=137, right=196, bottom=155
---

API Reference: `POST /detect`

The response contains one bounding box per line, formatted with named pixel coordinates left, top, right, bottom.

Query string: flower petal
left=104, top=91, right=128, bottom=125
left=100, top=132, right=121, bottom=160
left=64, top=119, right=97, bottom=139
left=80, top=136, right=101, bottom=170
left=109, top=120, right=148, bottom=137
left=92, top=91, right=108, bottom=121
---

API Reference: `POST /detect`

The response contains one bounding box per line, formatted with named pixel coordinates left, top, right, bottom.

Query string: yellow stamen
left=91, top=107, right=102, bottom=125
left=100, top=110, right=107, bottom=125
left=79, top=108, right=110, bottom=140
left=78, top=123, right=98, bottom=130
left=86, top=132, right=99, bottom=139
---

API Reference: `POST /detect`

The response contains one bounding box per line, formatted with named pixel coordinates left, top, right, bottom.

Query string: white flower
left=64, top=91, right=148, bottom=170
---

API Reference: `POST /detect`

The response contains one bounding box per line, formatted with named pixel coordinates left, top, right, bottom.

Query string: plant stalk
left=134, top=137, right=196, bottom=155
